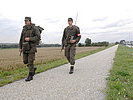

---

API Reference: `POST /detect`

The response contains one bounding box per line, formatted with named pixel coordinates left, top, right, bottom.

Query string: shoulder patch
left=77, top=33, right=81, bottom=36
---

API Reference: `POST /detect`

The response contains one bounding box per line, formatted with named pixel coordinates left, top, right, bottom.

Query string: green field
left=106, top=45, right=133, bottom=99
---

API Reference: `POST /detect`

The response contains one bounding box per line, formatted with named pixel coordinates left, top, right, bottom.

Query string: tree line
left=0, top=38, right=110, bottom=49
left=78, top=38, right=109, bottom=47
left=0, top=43, right=61, bottom=49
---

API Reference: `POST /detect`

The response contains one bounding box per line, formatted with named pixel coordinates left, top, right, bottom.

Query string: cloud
left=0, top=16, right=22, bottom=43
left=0, top=0, right=133, bottom=43
left=100, top=19, right=133, bottom=29
left=92, top=17, right=108, bottom=22
left=44, top=18, right=60, bottom=23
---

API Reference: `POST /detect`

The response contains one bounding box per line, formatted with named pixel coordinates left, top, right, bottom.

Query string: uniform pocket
left=30, top=46, right=37, bottom=53
left=22, top=42, right=30, bottom=51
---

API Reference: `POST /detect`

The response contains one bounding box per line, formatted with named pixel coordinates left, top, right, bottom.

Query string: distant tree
left=91, top=41, right=109, bottom=47
left=103, top=41, right=109, bottom=47
left=78, top=43, right=85, bottom=47
left=115, top=42, right=119, bottom=45
left=120, top=40, right=126, bottom=45
left=0, top=43, right=61, bottom=49
left=78, top=43, right=82, bottom=47
left=85, top=38, right=91, bottom=46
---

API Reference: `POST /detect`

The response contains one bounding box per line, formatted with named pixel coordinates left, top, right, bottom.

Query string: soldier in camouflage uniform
left=19, top=17, right=40, bottom=81
left=62, top=18, right=81, bottom=74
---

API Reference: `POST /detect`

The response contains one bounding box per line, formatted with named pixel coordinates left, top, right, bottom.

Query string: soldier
left=19, top=17, right=40, bottom=81
left=62, top=18, right=81, bottom=74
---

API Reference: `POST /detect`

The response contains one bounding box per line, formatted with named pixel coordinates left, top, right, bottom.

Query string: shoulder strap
left=65, top=27, right=70, bottom=40
left=30, top=26, right=36, bottom=36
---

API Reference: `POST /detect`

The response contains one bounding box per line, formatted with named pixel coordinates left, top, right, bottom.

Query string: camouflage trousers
left=65, top=44, right=76, bottom=65
left=23, top=53, right=35, bottom=73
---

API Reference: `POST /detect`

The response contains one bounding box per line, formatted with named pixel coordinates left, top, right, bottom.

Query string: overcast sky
left=0, top=0, right=133, bottom=44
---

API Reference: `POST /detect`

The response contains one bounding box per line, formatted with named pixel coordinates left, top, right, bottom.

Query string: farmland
left=0, top=47, right=103, bottom=72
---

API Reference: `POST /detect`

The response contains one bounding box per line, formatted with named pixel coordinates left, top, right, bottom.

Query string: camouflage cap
left=68, top=18, right=73, bottom=22
left=24, top=17, right=31, bottom=21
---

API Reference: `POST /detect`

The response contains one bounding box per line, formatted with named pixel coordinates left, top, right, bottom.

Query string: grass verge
left=0, top=45, right=113, bottom=87
left=106, top=45, right=133, bottom=100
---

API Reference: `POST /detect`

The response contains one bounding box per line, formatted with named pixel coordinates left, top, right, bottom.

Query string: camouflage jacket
left=62, top=25, right=81, bottom=47
left=19, top=24, right=40, bottom=53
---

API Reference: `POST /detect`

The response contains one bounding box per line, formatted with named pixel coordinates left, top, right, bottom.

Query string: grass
left=106, top=45, right=133, bottom=100
left=0, top=45, right=113, bottom=87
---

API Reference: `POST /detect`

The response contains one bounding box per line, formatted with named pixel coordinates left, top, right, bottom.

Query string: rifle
left=19, top=49, right=23, bottom=56
left=75, top=13, right=78, bottom=25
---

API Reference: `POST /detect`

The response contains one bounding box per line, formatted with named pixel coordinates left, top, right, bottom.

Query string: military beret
left=24, top=17, right=31, bottom=21
left=68, top=18, right=73, bottom=22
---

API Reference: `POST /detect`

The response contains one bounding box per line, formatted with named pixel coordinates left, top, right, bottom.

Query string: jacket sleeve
left=75, top=27, right=81, bottom=43
left=62, top=28, right=66, bottom=46
left=19, top=30, right=23, bottom=49
left=29, top=27, right=41, bottom=42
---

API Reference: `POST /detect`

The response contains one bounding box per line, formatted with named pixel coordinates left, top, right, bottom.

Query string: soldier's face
left=25, top=20, right=31, bottom=26
left=68, top=21, right=73, bottom=26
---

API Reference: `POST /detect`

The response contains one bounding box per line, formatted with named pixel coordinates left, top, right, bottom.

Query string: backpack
left=37, top=26, right=44, bottom=34
left=33, top=26, right=44, bottom=45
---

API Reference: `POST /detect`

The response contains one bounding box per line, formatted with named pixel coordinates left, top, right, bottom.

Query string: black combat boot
left=33, top=67, right=37, bottom=76
left=25, top=72, right=33, bottom=82
left=69, top=66, right=74, bottom=74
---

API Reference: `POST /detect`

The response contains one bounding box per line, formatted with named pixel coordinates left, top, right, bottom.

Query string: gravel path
left=0, top=45, right=118, bottom=100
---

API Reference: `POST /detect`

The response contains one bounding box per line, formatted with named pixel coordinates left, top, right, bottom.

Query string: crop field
left=0, top=47, right=103, bottom=72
